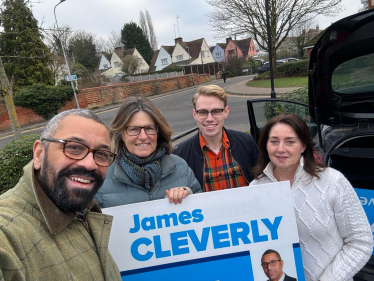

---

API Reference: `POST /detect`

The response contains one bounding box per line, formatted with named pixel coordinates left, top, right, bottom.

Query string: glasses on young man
left=261, top=259, right=281, bottom=268
left=195, top=108, right=225, bottom=119
left=41, top=138, right=116, bottom=167
left=125, top=125, right=158, bottom=136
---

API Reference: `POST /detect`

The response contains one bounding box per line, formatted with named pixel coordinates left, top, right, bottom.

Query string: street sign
left=64, top=75, right=77, bottom=82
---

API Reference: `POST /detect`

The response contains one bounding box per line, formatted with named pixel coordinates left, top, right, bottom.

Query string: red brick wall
left=0, top=74, right=210, bottom=132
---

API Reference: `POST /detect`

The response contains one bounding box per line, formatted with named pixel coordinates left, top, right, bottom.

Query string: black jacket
left=267, top=274, right=297, bottom=281
left=172, top=128, right=259, bottom=188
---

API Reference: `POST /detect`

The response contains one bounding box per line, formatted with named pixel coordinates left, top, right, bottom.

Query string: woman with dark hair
left=95, top=96, right=202, bottom=207
left=250, top=113, right=372, bottom=281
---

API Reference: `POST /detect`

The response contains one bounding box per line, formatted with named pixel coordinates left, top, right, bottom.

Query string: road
left=0, top=75, right=259, bottom=148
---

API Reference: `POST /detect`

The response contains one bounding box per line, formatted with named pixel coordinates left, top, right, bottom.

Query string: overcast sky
left=31, top=0, right=364, bottom=49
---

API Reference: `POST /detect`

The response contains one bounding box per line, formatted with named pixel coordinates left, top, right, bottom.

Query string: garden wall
left=0, top=74, right=209, bottom=132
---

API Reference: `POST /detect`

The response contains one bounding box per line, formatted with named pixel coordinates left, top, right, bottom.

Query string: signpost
left=103, top=182, right=305, bottom=281
left=64, top=74, right=77, bottom=82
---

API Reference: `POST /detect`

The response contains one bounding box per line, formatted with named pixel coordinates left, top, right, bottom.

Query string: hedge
left=276, top=59, right=309, bottom=77
left=14, top=84, right=75, bottom=119
left=256, top=59, right=309, bottom=80
left=0, top=134, right=40, bottom=194
left=264, top=87, right=308, bottom=120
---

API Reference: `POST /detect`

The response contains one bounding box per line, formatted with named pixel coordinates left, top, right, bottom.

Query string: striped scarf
left=119, top=147, right=166, bottom=191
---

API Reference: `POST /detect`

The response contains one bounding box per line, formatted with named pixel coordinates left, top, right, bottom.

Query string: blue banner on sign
left=355, top=188, right=374, bottom=255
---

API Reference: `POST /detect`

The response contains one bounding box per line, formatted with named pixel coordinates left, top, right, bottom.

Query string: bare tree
left=289, top=15, right=318, bottom=58
left=205, top=0, right=343, bottom=69
left=96, top=30, right=123, bottom=53
left=139, top=9, right=158, bottom=50
left=107, top=30, right=123, bottom=49
left=145, top=10, right=158, bottom=50
left=139, top=11, right=149, bottom=41
left=122, top=56, right=142, bottom=75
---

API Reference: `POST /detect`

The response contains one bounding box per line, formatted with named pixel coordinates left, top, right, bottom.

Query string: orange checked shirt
left=199, top=130, right=248, bottom=192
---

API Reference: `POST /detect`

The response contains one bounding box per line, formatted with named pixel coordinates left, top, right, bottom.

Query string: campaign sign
left=355, top=188, right=374, bottom=255
left=103, top=181, right=305, bottom=281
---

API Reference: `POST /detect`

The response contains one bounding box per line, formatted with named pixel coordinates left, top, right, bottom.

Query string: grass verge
left=246, top=77, right=308, bottom=88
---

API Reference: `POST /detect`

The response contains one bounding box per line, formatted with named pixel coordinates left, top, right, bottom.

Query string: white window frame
left=161, top=58, right=168, bottom=65
left=176, top=55, right=183, bottom=61
left=113, top=61, right=120, bottom=67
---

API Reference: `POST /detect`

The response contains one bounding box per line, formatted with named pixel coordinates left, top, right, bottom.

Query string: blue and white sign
left=355, top=188, right=374, bottom=255
left=103, top=181, right=305, bottom=281
left=64, top=74, right=77, bottom=82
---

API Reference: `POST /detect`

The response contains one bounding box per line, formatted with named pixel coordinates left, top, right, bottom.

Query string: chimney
left=226, top=37, right=232, bottom=44
left=174, top=37, right=183, bottom=44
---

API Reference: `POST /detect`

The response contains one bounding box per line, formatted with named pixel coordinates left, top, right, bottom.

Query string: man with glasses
left=0, top=109, right=121, bottom=280
left=261, top=249, right=296, bottom=281
left=173, top=84, right=259, bottom=191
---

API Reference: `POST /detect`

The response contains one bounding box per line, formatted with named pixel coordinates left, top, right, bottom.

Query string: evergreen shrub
left=276, top=59, right=309, bottom=77
left=14, top=84, right=75, bottom=119
left=0, top=134, right=39, bottom=194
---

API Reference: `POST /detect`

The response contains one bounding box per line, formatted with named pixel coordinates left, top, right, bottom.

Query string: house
left=49, top=53, right=66, bottom=85
left=98, top=52, right=112, bottom=71
left=211, top=43, right=226, bottom=62
left=172, top=37, right=215, bottom=65
left=225, top=37, right=257, bottom=61
left=98, top=47, right=149, bottom=78
left=149, top=46, right=174, bottom=72
left=149, top=37, right=215, bottom=71
left=303, top=29, right=324, bottom=59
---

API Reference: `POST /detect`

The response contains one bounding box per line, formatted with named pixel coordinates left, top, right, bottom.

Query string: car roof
left=309, top=8, right=374, bottom=127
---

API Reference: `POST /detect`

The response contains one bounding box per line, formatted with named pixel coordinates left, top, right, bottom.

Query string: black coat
left=172, top=128, right=259, bottom=188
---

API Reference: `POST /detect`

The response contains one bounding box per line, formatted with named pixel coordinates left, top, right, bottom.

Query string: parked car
left=258, top=60, right=285, bottom=74
left=247, top=9, right=374, bottom=280
left=278, top=57, right=300, bottom=63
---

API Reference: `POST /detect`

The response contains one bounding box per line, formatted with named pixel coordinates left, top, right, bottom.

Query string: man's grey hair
left=40, top=109, right=108, bottom=139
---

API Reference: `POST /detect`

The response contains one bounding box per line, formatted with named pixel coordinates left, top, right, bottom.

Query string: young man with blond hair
left=173, top=84, right=259, bottom=191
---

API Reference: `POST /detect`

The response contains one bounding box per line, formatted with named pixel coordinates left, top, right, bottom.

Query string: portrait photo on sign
left=251, top=245, right=298, bottom=281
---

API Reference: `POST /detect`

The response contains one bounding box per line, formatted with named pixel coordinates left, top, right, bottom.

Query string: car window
left=255, top=101, right=311, bottom=126
left=332, top=53, right=374, bottom=94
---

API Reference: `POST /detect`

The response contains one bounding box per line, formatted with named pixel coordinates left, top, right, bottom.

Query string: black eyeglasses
left=195, top=108, right=225, bottom=119
left=41, top=138, right=116, bottom=167
left=125, top=125, right=158, bottom=136
left=261, top=259, right=281, bottom=268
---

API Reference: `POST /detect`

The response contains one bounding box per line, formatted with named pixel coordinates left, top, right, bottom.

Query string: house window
left=216, top=52, right=222, bottom=58
left=103, top=64, right=108, bottom=69
left=176, top=55, right=183, bottom=61
left=161, top=58, right=168, bottom=65
left=201, top=51, right=205, bottom=58
left=113, top=61, right=120, bottom=67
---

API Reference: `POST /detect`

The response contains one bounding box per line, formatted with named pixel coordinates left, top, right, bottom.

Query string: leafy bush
left=14, top=84, right=75, bottom=119
left=282, top=87, right=308, bottom=103
left=0, top=134, right=40, bottom=194
left=264, top=87, right=308, bottom=120
left=276, top=59, right=309, bottom=77
left=255, top=59, right=309, bottom=80
left=222, top=56, right=247, bottom=77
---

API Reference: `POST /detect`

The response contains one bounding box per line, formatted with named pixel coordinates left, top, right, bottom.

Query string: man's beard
left=41, top=160, right=104, bottom=212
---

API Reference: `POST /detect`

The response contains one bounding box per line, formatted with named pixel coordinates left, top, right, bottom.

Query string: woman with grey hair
left=95, top=95, right=202, bottom=207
